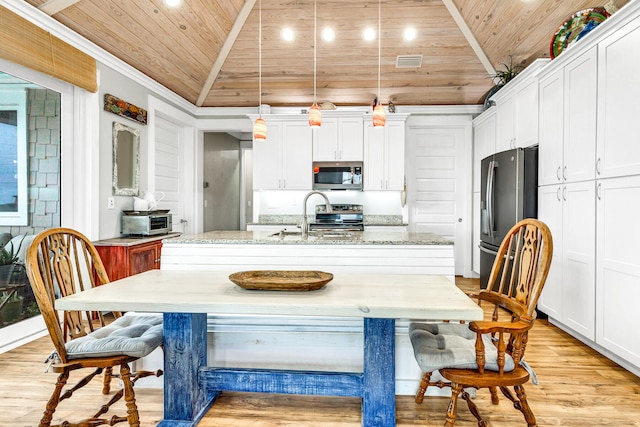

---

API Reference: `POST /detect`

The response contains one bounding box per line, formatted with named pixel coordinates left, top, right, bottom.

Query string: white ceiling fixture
left=403, top=27, right=417, bottom=41
left=363, top=27, right=376, bottom=41
left=281, top=27, right=295, bottom=42
left=322, top=27, right=335, bottom=42
left=396, top=54, right=423, bottom=68
left=164, top=0, right=182, bottom=7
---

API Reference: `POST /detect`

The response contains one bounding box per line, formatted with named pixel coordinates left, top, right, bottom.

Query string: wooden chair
left=410, top=218, right=553, bottom=426
left=25, top=227, right=163, bottom=427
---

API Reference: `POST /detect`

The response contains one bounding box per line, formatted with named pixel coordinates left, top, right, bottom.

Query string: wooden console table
left=93, top=233, right=180, bottom=281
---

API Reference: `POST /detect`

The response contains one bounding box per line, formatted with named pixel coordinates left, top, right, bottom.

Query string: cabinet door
left=338, top=117, right=364, bottom=161
left=513, top=78, right=539, bottom=148
left=597, top=20, right=640, bottom=178
left=385, top=121, right=405, bottom=190
left=253, top=121, right=283, bottom=190
left=564, top=47, right=597, bottom=183
left=282, top=121, right=312, bottom=190
left=562, top=181, right=596, bottom=340
left=472, top=109, right=496, bottom=193
left=128, top=242, right=160, bottom=276
left=364, top=123, right=385, bottom=190
left=596, top=175, right=640, bottom=367
left=538, top=69, right=564, bottom=186
left=495, top=93, right=514, bottom=153
left=313, top=118, right=339, bottom=161
left=537, top=184, right=563, bottom=319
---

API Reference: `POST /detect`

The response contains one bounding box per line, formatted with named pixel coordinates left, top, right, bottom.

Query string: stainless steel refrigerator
left=480, top=146, right=538, bottom=290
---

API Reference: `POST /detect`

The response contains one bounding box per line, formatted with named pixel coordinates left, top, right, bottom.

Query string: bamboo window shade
left=0, top=5, right=97, bottom=93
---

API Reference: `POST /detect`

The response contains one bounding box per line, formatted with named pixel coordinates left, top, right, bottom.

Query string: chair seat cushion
left=409, top=322, right=515, bottom=373
left=65, top=314, right=163, bottom=360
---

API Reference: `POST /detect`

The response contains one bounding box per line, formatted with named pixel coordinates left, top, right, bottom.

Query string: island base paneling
left=161, top=240, right=455, bottom=396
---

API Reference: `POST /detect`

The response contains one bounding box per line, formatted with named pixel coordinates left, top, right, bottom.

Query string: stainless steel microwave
left=312, top=161, right=363, bottom=191
left=122, top=213, right=172, bottom=236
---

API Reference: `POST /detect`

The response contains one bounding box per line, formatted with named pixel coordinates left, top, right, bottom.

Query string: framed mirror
left=112, top=122, right=140, bottom=196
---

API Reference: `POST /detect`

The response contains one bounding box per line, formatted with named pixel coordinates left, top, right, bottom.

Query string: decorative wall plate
left=550, top=7, right=610, bottom=59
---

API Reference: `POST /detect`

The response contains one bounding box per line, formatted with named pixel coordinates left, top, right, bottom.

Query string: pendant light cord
left=377, top=0, right=381, bottom=103
left=259, top=0, right=262, bottom=117
left=313, top=0, right=317, bottom=105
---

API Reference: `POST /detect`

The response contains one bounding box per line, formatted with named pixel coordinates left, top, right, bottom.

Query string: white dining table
left=56, top=270, right=483, bottom=427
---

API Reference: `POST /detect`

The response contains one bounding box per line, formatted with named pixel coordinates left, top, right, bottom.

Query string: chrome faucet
left=301, top=191, right=332, bottom=238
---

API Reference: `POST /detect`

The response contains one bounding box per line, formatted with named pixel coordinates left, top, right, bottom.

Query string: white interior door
left=406, top=121, right=471, bottom=276
left=154, top=116, right=186, bottom=233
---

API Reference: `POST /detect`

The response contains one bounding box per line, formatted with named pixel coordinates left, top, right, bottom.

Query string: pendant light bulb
left=254, top=0, right=267, bottom=141
left=308, top=0, right=321, bottom=127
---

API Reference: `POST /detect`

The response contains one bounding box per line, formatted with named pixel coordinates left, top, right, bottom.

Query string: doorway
left=203, top=133, right=253, bottom=231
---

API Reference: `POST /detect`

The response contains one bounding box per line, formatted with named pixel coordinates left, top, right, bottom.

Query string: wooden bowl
left=228, top=270, right=333, bottom=291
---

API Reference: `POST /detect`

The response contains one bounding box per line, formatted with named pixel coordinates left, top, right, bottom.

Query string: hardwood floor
left=2, top=278, right=640, bottom=426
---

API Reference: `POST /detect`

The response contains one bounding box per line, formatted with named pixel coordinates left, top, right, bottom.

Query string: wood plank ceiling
left=21, top=0, right=630, bottom=108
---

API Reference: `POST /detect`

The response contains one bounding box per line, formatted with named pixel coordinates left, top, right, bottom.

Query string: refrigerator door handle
left=480, top=245, right=515, bottom=261
left=479, top=245, right=499, bottom=256
left=486, top=160, right=496, bottom=238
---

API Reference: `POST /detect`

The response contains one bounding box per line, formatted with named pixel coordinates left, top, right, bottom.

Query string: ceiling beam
left=441, top=0, right=496, bottom=77
left=37, top=0, right=82, bottom=15
left=196, top=0, right=256, bottom=107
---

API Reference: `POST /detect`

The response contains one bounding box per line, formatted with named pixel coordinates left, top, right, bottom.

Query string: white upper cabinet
left=472, top=107, right=496, bottom=193
left=253, top=119, right=312, bottom=190
left=363, top=116, right=407, bottom=191
left=313, top=116, right=363, bottom=161
left=492, top=59, right=549, bottom=153
left=539, top=47, right=597, bottom=186
left=597, top=17, right=640, bottom=179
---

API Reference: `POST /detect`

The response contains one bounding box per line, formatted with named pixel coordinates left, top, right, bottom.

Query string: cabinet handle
left=154, top=258, right=161, bottom=263
left=563, top=166, right=567, bottom=181
left=596, top=157, right=601, bottom=175
left=597, top=182, right=602, bottom=200
left=557, top=166, right=561, bottom=181
left=556, top=187, right=561, bottom=202
left=562, top=186, right=567, bottom=201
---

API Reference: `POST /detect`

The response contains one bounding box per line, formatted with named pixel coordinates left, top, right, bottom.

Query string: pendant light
left=253, top=0, right=267, bottom=140
left=308, top=0, right=321, bottom=127
left=372, top=0, right=386, bottom=128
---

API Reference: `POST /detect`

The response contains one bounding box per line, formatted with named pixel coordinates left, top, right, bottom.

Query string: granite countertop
left=93, top=232, right=181, bottom=247
left=166, top=230, right=453, bottom=246
left=251, top=214, right=406, bottom=227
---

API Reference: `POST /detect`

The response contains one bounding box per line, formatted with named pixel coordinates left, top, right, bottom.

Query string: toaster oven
left=121, top=213, right=172, bottom=236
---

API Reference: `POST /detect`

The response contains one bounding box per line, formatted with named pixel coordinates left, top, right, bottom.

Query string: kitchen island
left=156, top=230, right=455, bottom=395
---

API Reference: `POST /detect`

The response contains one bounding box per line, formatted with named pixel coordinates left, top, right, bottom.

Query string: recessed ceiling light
left=403, top=27, right=417, bottom=41
left=282, top=28, right=295, bottom=42
left=322, top=28, right=335, bottom=42
left=363, top=27, right=376, bottom=41
left=164, top=0, right=181, bottom=7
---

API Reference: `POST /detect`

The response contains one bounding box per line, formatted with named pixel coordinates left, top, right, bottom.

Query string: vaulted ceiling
left=21, top=0, right=630, bottom=108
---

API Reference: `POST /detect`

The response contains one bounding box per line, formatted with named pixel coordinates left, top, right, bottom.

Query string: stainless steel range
left=309, top=204, right=364, bottom=231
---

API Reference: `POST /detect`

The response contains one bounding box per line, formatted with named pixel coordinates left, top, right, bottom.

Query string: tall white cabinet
left=537, top=2, right=640, bottom=375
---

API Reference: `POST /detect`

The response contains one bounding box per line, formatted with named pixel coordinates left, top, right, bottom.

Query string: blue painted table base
left=158, top=314, right=396, bottom=427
